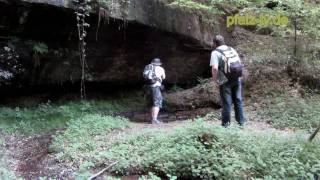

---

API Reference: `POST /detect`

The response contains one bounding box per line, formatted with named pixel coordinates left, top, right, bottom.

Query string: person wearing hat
left=145, top=58, right=166, bottom=124
left=210, top=35, right=246, bottom=127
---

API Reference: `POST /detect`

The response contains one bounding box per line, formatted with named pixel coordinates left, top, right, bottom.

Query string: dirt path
left=111, top=106, right=296, bottom=143
left=122, top=106, right=295, bottom=135
left=3, top=132, right=72, bottom=180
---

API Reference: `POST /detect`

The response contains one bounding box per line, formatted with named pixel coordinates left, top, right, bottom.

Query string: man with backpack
left=210, top=35, right=245, bottom=127
left=143, top=58, right=166, bottom=124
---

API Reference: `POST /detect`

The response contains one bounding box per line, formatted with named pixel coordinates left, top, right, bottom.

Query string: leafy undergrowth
left=260, top=93, right=320, bottom=130
left=95, top=120, right=320, bottom=179
left=49, top=114, right=129, bottom=168
left=0, top=92, right=145, bottom=179
left=246, top=74, right=320, bottom=130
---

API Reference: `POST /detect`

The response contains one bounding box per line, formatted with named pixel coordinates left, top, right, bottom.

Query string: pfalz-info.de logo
left=227, top=14, right=289, bottom=27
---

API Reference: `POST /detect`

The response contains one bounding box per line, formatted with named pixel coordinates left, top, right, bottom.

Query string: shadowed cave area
left=0, top=1, right=212, bottom=100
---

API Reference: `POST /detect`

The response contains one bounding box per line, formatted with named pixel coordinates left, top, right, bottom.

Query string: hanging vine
left=73, top=0, right=90, bottom=99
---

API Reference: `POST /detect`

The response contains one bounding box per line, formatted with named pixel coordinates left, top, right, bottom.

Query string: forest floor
left=0, top=75, right=319, bottom=179
left=1, top=104, right=309, bottom=180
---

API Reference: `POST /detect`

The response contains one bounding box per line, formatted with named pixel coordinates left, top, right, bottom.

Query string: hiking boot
left=238, top=123, right=244, bottom=129
left=152, top=119, right=161, bottom=124
left=222, top=122, right=230, bottom=128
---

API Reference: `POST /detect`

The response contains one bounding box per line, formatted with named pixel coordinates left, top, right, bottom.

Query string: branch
left=87, top=161, right=118, bottom=180
left=308, top=125, right=320, bottom=142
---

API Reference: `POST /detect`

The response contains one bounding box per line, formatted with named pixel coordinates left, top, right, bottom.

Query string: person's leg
left=151, top=87, right=162, bottom=124
left=148, top=87, right=155, bottom=122
left=232, top=79, right=245, bottom=125
left=220, top=83, right=232, bottom=127
left=151, top=106, right=160, bottom=123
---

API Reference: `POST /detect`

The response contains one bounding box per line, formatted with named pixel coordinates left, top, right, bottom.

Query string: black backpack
left=215, top=47, right=243, bottom=80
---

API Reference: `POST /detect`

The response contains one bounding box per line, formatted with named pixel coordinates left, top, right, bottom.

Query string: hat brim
left=152, top=62, right=162, bottom=65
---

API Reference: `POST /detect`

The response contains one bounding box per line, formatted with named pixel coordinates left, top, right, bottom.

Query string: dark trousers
left=219, top=79, right=245, bottom=126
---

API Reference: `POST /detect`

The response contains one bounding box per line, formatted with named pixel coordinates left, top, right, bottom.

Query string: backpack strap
left=215, top=46, right=231, bottom=74
left=215, top=46, right=231, bottom=55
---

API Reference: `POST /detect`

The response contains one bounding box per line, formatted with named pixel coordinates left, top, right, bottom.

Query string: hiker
left=143, top=58, right=166, bottom=124
left=210, top=35, right=245, bottom=127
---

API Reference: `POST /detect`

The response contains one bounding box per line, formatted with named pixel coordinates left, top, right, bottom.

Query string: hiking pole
left=308, top=125, right=320, bottom=142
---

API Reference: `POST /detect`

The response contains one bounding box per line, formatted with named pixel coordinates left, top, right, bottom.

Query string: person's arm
left=211, top=65, right=218, bottom=82
left=162, top=68, right=165, bottom=80
left=210, top=51, right=219, bottom=82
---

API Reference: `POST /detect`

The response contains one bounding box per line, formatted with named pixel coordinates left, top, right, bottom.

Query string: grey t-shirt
left=210, top=45, right=240, bottom=85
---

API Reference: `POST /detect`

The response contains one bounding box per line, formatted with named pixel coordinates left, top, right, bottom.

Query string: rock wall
left=0, top=1, right=216, bottom=86
left=1, top=0, right=224, bottom=46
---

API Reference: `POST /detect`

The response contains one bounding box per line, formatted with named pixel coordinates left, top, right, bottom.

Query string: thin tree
left=74, top=0, right=90, bottom=99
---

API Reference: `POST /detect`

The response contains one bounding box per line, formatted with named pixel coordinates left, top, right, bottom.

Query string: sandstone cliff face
left=0, top=0, right=225, bottom=86
left=1, top=0, right=221, bottom=45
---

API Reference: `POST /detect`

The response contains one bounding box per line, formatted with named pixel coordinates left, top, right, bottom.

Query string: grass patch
left=0, top=102, right=70, bottom=134
left=0, top=91, right=146, bottom=135
left=94, top=120, right=320, bottom=179
left=0, top=101, right=117, bottom=134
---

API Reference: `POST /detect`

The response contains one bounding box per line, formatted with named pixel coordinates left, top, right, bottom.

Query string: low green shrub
left=98, top=120, right=320, bottom=179
left=50, top=114, right=129, bottom=167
